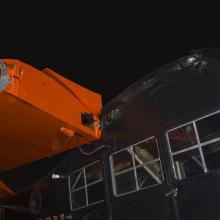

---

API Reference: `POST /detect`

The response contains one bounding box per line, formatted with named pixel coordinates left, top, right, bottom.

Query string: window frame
left=166, top=109, right=220, bottom=180
left=110, top=136, right=164, bottom=197
left=68, top=160, right=105, bottom=211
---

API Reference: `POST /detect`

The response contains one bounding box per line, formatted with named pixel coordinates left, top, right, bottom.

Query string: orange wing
left=0, top=59, right=102, bottom=172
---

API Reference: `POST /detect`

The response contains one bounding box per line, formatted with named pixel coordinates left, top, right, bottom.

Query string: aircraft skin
left=0, top=59, right=101, bottom=172
left=2, top=48, right=220, bottom=220
left=0, top=58, right=102, bottom=198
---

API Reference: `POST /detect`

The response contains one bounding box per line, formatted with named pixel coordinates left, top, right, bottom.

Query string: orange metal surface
left=0, top=59, right=102, bottom=172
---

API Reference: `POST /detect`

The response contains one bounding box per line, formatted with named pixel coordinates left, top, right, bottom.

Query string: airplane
left=1, top=48, right=220, bottom=220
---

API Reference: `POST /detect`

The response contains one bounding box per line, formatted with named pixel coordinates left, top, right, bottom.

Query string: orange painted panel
left=0, top=59, right=102, bottom=172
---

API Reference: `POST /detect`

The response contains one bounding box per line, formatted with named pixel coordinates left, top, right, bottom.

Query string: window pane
left=203, top=140, right=220, bottom=170
left=71, top=189, right=86, bottom=210
left=115, top=170, right=136, bottom=195
left=173, top=149, right=204, bottom=180
left=197, top=113, right=220, bottom=143
left=70, top=169, right=84, bottom=191
left=86, top=161, right=103, bottom=184
left=136, top=164, right=162, bottom=189
left=168, top=124, right=197, bottom=152
left=112, top=149, right=133, bottom=174
left=133, top=138, right=159, bottom=166
left=87, top=181, right=105, bottom=204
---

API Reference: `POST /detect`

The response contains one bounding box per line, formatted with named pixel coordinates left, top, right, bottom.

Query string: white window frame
left=110, top=136, right=164, bottom=197
left=68, top=160, right=105, bottom=211
left=166, top=109, right=220, bottom=180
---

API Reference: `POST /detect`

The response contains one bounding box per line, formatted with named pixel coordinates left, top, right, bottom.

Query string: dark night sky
left=0, top=4, right=219, bottom=104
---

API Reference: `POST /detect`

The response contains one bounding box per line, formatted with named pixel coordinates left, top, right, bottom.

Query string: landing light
left=51, top=174, right=66, bottom=179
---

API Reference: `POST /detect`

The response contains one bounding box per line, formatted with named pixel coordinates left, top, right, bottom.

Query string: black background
left=0, top=3, right=219, bottom=104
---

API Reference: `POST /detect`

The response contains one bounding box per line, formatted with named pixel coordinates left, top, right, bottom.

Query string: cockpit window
left=168, top=123, right=197, bottom=152
left=167, top=110, right=220, bottom=180
left=196, top=113, right=220, bottom=143
left=68, top=160, right=105, bottom=211
left=196, top=112, right=220, bottom=171
left=110, top=137, right=163, bottom=196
